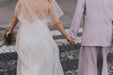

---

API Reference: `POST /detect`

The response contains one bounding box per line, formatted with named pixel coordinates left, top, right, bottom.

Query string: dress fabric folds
left=14, top=0, right=64, bottom=75
left=16, top=18, right=64, bottom=75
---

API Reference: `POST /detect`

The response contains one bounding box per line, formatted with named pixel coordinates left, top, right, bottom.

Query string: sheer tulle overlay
left=15, top=0, right=64, bottom=75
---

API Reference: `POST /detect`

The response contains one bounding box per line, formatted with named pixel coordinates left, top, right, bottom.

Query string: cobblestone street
left=0, top=0, right=113, bottom=75
left=0, top=45, right=113, bottom=75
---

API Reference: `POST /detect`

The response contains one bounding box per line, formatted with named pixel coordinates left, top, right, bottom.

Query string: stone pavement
left=0, top=27, right=113, bottom=75
left=0, top=0, right=113, bottom=75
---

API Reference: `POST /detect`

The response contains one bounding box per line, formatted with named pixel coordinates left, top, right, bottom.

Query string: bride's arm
left=48, top=0, right=73, bottom=44
left=9, top=0, right=21, bottom=33
left=6, top=1, right=20, bottom=37
left=9, top=15, right=19, bottom=33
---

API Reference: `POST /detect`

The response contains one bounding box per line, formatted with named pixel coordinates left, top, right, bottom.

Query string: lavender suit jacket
left=70, top=0, right=113, bottom=46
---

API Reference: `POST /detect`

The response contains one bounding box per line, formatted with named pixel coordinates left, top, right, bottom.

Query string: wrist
left=9, top=29, right=13, bottom=33
left=65, top=34, right=69, bottom=39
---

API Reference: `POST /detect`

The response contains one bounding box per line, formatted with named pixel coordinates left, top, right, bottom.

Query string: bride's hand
left=6, top=31, right=12, bottom=38
left=66, top=36, right=73, bottom=44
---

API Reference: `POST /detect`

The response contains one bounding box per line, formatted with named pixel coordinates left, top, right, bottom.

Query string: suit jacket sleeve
left=69, top=0, right=86, bottom=43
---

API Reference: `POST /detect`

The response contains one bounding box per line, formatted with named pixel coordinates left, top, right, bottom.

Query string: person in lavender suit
left=69, top=0, right=113, bottom=75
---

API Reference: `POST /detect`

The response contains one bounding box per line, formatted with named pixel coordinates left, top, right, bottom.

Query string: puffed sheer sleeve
left=69, top=0, right=86, bottom=43
left=48, top=0, right=63, bottom=24
left=14, top=0, right=21, bottom=17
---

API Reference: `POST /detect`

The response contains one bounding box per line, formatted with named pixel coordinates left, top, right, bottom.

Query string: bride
left=6, top=0, right=73, bottom=75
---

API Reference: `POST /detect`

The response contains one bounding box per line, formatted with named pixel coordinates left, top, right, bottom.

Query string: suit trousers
left=78, top=46, right=110, bottom=75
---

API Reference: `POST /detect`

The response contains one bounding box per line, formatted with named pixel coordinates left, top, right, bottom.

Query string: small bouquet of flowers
left=2, top=26, right=17, bottom=46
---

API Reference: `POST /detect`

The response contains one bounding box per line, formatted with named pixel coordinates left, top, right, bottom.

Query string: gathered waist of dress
left=18, top=16, right=48, bottom=26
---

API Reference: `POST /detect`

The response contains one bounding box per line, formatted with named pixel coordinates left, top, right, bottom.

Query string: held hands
left=66, top=35, right=73, bottom=44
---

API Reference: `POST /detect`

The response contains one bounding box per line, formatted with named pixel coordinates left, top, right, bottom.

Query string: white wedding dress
left=14, top=0, right=64, bottom=75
